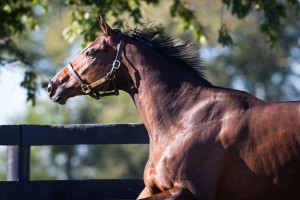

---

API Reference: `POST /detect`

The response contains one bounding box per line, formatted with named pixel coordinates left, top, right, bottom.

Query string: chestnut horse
left=48, top=17, right=300, bottom=200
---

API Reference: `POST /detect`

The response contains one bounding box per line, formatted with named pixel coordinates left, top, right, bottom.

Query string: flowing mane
left=124, top=24, right=212, bottom=85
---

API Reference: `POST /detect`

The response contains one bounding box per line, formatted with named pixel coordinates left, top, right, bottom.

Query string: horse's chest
left=147, top=129, right=225, bottom=193
left=151, top=149, right=184, bottom=190
left=149, top=133, right=199, bottom=190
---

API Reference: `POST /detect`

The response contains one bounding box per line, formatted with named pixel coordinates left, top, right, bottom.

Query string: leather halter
left=67, top=34, right=127, bottom=100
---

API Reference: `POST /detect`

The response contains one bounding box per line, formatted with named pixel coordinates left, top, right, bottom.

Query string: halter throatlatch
left=67, top=34, right=127, bottom=100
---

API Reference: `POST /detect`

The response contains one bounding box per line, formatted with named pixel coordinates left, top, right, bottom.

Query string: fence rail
left=0, top=124, right=149, bottom=200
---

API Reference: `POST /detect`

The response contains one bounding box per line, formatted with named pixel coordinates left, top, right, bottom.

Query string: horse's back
left=218, top=100, right=300, bottom=200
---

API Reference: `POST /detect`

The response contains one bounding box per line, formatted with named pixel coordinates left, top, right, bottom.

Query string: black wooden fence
left=0, top=124, right=149, bottom=200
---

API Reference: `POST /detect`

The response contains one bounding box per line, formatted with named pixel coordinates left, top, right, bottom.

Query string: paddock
left=0, top=124, right=148, bottom=200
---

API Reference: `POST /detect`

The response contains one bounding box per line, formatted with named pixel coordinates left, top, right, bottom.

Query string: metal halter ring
left=112, top=60, right=121, bottom=69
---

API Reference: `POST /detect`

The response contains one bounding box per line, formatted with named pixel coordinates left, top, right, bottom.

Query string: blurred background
left=0, top=0, right=299, bottom=181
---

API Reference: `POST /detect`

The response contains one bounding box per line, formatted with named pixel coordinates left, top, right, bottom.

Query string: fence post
left=6, top=145, right=31, bottom=181
left=6, top=125, right=31, bottom=181
left=6, top=146, right=19, bottom=181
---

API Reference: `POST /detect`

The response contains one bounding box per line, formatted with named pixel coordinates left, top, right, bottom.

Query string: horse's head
left=48, top=17, right=127, bottom=105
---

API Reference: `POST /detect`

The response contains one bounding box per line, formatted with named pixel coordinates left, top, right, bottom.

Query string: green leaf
left=20, top=71, right=37, bottom=106
left=218, top=24, right=233, bottom=46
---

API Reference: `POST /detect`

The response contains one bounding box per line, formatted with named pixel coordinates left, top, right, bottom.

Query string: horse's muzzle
left=47, top=82, right=53, bottom=97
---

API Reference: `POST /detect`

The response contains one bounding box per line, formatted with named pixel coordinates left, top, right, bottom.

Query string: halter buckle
left=81, top=84, right=92, bottom=94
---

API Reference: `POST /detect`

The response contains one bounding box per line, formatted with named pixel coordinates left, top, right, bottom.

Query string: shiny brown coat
left=48, top=17, right=300, bottom=200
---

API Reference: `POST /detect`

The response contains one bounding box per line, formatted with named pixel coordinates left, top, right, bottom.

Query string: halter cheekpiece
left=67, top=34, right=127, bottom=100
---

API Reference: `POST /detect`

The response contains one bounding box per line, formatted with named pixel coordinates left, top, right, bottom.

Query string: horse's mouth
left=52, top=95, right=68, bottom=105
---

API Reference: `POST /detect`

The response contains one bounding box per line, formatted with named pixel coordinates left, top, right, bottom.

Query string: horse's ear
left=99, top=15, right=114, bottom=36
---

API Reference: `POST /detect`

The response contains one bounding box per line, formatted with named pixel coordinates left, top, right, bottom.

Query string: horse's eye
left=86, top=49, right=96, bottom=58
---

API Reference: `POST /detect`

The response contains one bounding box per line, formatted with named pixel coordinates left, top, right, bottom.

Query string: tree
left=1, top=0, right=299, bottom=103
left=206, top=3, right=300, bottom=101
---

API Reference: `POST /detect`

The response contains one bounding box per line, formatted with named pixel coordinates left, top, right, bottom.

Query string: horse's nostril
left=47, top=82, right=53, bottom=95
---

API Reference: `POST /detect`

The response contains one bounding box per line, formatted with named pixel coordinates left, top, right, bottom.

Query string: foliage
left=0, top=0, right=47, bottom=62
left=20, top=71, right=37, bottom=105
left=206, top=3, right=300, bottom=101
left=222, top=0, right=299, bottom=46
left=218, top=24, right=233, bottom=46
left=1, top=0, right=299, bottom=103
left=62, top=0, right=299, bottom=46
left=0, top=0, right=48, bottom=104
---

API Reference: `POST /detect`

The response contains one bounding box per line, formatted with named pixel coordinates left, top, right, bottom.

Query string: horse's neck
left=123, top=41, right=210, bottom=139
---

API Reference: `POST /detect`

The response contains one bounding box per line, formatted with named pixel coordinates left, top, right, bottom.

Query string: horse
left=48, top=17, right=300, bottom=200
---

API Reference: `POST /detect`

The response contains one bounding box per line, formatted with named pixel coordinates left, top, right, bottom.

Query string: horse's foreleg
left=137, top=187, right=153, bottom=199
left=137, top=187, right=194, bottom=200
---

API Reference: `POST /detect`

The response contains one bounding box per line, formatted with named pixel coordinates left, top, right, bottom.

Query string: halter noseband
left=67, top=34, right=126, bottom=100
